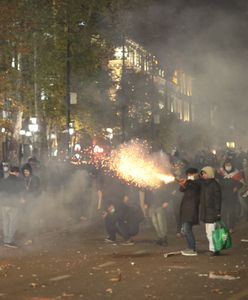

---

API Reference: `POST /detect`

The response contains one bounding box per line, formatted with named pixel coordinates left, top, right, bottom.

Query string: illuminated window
left=184, top=102, right=190, bottom=122
left=226, top=142, right=236, bottom=148
left=172, top=71, right=178, bottom=85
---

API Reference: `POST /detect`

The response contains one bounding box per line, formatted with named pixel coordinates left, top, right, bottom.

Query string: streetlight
left=65, top=20, right=86, bottom=157
left=28, top=117, right=39, bottom=156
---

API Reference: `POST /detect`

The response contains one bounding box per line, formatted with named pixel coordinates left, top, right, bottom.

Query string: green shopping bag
left=212, top=221, right=232, bottom=252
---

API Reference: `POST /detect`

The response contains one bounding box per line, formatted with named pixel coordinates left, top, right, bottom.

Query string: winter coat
left=115, top=202, right=144, bottom=234
left=217, top=168, right=243, bottom=207
left=200, top=179, right=222, bottom=223
left=23, top=175, right=40, bottom=199
left=0, top=174, right=23, bottom=207
left=179, top=180, right=201, bottom=225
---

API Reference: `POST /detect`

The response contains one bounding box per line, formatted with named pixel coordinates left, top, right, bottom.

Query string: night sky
left=129, top=0, right=248, bottom=72
left=125, top=0, right=248, bottom=136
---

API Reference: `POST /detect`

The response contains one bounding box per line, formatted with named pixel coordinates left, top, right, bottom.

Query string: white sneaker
left=181, top=249, right=197, bottom=256
left=120, top=240, right=134, bottom=246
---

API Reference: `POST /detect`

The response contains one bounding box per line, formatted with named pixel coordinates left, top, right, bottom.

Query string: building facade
left=108, top=38, right=194, bottom=124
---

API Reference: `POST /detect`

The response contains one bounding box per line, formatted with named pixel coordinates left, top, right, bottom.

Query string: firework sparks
left=108, top=140, right=175, bottom=188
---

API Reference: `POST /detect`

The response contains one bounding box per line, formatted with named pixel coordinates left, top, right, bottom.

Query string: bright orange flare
left=108, top=140, right=175, bottom=188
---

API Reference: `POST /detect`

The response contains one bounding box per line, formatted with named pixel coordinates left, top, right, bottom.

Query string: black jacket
left=200, top=179, right=222, bottom=223
left=0, top=174, right=23, bottom=207
left=179, top=180, right=201, bottom=225
left=116, top=202, right=144, bottom=231
left=23, top=175, right=40, bottom=198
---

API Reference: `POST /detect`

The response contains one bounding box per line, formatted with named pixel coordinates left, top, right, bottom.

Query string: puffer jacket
left=200, top=166, right=222, bottom=223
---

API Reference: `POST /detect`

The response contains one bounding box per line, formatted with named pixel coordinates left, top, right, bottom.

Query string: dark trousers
left=221, top=203, right=237, bottom=229
left=116, top=220, right=139, bottom=241
left=105, top=213, right=117, bottom=241
left=173, top=198, right=182, bottom=233
left=105, top=214, right=139, bottom=241
left=182, top=222, right=196, bottom=251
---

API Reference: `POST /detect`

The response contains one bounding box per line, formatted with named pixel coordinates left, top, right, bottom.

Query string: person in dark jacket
left=179, top=168, right=201, bottom=256
left=21, top=163, right=40, bottom=245
left=0, top=166, right=23, bottom=248
left=115, top=195, right=144, bottom=244
left=170, top=160, right=186, bottom=237
left=200, top=166, right=222, bottom=255
left=103, top=195, right=143, bottom=245
left=217, top=160, right=244, bottom=232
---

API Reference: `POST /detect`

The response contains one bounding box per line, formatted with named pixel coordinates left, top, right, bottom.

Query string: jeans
left=205, top=223, right=216, bottom=252
left=2, top=206, right=19, bottom=244
left=182, top=222, right=195, bottom=251
left=149, top=207, right=167, bottom=238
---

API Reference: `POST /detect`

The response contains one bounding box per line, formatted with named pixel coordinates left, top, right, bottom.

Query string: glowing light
left=107, top=140, right=174, bottom=189
left=74, top=144, right=81, bottom=152
left=29, top=123, right=38, bottom=132
left=93, top=145, right=104, bottom=154
left=226, top=142, right=235, bottom=149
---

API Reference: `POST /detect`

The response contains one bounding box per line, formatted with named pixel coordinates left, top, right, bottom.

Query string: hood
left=201, top=166, right=215, bottom=179
left=223, top=159, right=235, bottom=173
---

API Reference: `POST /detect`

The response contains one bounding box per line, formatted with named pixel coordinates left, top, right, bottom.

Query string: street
left=0, top=221, right=247, bottom=300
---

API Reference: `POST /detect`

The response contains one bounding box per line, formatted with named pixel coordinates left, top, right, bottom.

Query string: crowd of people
left=0, top=147, right=247, bottom=256
left=0, top=158, right=40, bottom=248
left=97, top=147, right=248, bottom=256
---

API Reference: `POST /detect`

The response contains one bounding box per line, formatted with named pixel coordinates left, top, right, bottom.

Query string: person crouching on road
left=103, top=195, right=144, bottom=245
left=179, top=168, right=201, bottom=256
left=115, top=195, right=144, bottom=245
left=200, top=166, right=222, bottom=256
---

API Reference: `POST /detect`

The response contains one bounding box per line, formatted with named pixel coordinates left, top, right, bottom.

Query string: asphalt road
left=0, top=221, right=248, bottom=300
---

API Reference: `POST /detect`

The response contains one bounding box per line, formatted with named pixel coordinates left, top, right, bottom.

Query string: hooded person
left=217, top=160, right=244, bottom=231
left=200, top=166, right=222, bottom=256
left=21, top=163, right=40, bottom=245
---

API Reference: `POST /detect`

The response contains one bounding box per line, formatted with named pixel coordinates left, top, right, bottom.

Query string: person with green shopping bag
left=200, top=166, right=222, bottom=256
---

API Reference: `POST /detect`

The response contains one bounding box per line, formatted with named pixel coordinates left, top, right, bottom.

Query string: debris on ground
left=109, top=269, right=122, bottom=282
left=98, top=261, right=116, bottom=268
left=106, top=288, right=113, bottom=294
left=241, top=239, right=248, bottom=243
left=209, top=271, right=240, bottom=280
left=164, top=251, right=182, bottom=258
left=211, top=288, right=223, bottom=294
left=62, top=292, right=74, bottom=297
left=49, top=275, right=72, bottom=281
left=29, top=282, right=39, bottom=288
left=0, top=263, right=14, bottom=271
